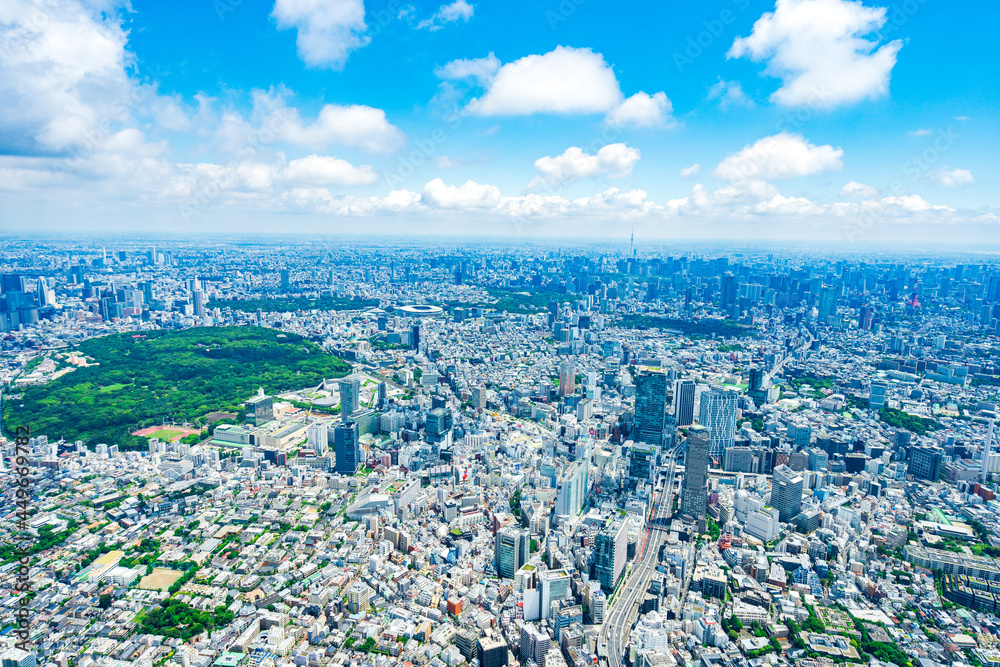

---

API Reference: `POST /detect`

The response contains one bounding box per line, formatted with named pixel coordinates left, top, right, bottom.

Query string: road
left=763, top=327, right=815, bottom=385
left=598, top=440, right=685, bottom=667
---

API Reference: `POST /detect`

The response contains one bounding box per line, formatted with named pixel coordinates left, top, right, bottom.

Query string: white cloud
left=908, top=128, right=932, bottom=137
left=467, top=46, right=624, bottom=116
left=283, top=155, right=378, bottom=186
left=680, top=164, right=701, bottom=178
left=434, top=53, right=501, bottom=86
left=421, top=178, right=503, bottom=209
left=839, top=180, right=878, bottom=198
left=728, top=0, right=902, bottom=108
left=417, top=0, right=474, bottom=29
left=531, top=144, right=640, bottom=187
left=752, top=194, right=824, bottom=215
left=932, top=167, right=974, bottom=187
left=707, top=79, right=753, bottom=109
left=272, top=0, right=369, bottom=69
left=605, top=92, right=675, bottom=128
left=878, top=194, right=954, bottom=214
left=266, top=99, right=405, bottom=154
left=714, top=132, right=843, bottom=181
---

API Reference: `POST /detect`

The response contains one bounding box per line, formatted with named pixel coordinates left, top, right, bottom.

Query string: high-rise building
left=0, top=649, right=35, bottom=667
left=411, top=324, right=420, bottom=351
left=495, top=526, right=529, bottom=579
left=280, top=268, right=290, bottom=291
left=520, top=624, right=551, bottom=667
left=193, top=290, right=205, bottom=317
left=539, top=569, right=572, bottom=619
left=334, top=421, right=360, bottom=475
left=673, top=380, right=696, bottom=426
left=555, top=459, right=588, bottom=517
left=339, top=376, right=360, bottom=416
left=635, top=370, right=669, bottom=446
left=681, top=425, right=710, bottom=523
left=245, top=388, right=273, bottom=425
left=771, top=465, right=804, bottom=522
left=377, top=381, right=388, bottom=409
left=559, top=360, right=576, bottom=396
left=869, top=381, right=888, bottom=411
left=629, top=442, right=658, bottom=483
left=909, top=445, right=944, bottom=481
left=721, top=273, right=738, bottom=308
left=595, top=520, right=628, bottom=592
left=345, top=581, right=371, bottom=614
left=698, top=389, right=738, bottom=457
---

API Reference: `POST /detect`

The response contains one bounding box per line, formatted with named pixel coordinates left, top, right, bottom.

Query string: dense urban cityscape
left=1, top=237, right=1000, bottom=667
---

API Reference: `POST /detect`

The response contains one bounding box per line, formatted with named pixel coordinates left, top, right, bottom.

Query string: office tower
left=721, top=273, right=738, bottom=308
left=748, top=367, right=763, bottom=393
left=425, top=407, right=452, bottom=443
left=909, top=445, right=944, bottom=481
left=339, top=376, right=360, bottom=416
left=681, top=425, right=710, bottom=523
left=635, top=369, right=668, bottom=446
left=1, top=274, right=26, bottom=293
left=193, top=290, right=205, bottom=317
left=377, top=381, right=387, bottom=409
left=471, top=385, right=487, bottom=409
left=280, top=268, right=290, bottom=291
left=559, top=360, right=575, bottom=396
left=334, top=421, right=360, bottom=475
left=595, top=520, right=628, bottom=592
left=629, top=442, right=657, bottom=483
left=817, top=285, right=837, bottom=324
left=495, top=526, right=529, bottom=579
left=859, top=304, right=874, bottom=330
left=411, top=324, right=420, bottom=351
left=723, top=446, right=754, bottom=473
left=555, top=459, right=588, bottom=517
left=869, top=381, right=888, bottom=411
left=539, top=569, right=571, bottom=619
left=307, top=423, right=329, bottom=452
left=673, top=380, right=696, bottom=426
left=698, top=388, right=738, bottom=457
left=478, top=637, right=508, bottom=667
left=245, top=388, right=273, bottom=425
left=771, top=465, right=804, bottom=522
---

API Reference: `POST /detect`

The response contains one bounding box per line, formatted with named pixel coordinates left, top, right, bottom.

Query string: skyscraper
left=673, top=380, right=696, bottom=427
left=909, top=445, right=944, bottom=481
left=698, top=388, right=738, bottom=457
left=559, top=360, right=575, bottom=396
left=595, top=519, right=628, bottom=592
left=339, top=376, right=360, bottom=416
left=555, top=459, right=588, bottom=517
left=495, top=526, right=529, bottom=578
left=681, top=425, right=710, bottom=524
left=635, top=369, right=668, bottom=446
left=334, top=421, right=360, bottom=475
left=771, top=464, right=804, bottom=522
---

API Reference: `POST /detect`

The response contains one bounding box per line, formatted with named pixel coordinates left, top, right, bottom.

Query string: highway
left=598, top=440, right=685, bottom=667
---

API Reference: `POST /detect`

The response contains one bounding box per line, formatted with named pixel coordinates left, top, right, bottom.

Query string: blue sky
left=1, top=0, right=997, bottom=241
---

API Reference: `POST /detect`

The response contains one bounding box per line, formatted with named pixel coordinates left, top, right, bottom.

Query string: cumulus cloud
left=605, top=92, right=676, bottom=128
left=728, top=0, right=902, bottom=108
left=417, top=0, right=474, bottom=30
left=272, top=0, right=369, bottom=69
left=270, top=102, right=405, bottom=154
left=839, top=181, right=878, bottom=198
left=714, top=132, right=843, bottom=181
left=530, top=144, right=641, bottom=187
left=283, top=155, right=378, bottom=186
left=465, top=46, right=623, bottom=116
left=932, top=168, right=974, bottom=187
left=680, top=164, right=702, bottom=178
left=908, top=128, right=933, bottom=137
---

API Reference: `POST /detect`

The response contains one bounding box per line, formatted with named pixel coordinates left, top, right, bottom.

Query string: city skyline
left=0, top=0, right=997, bottom=241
